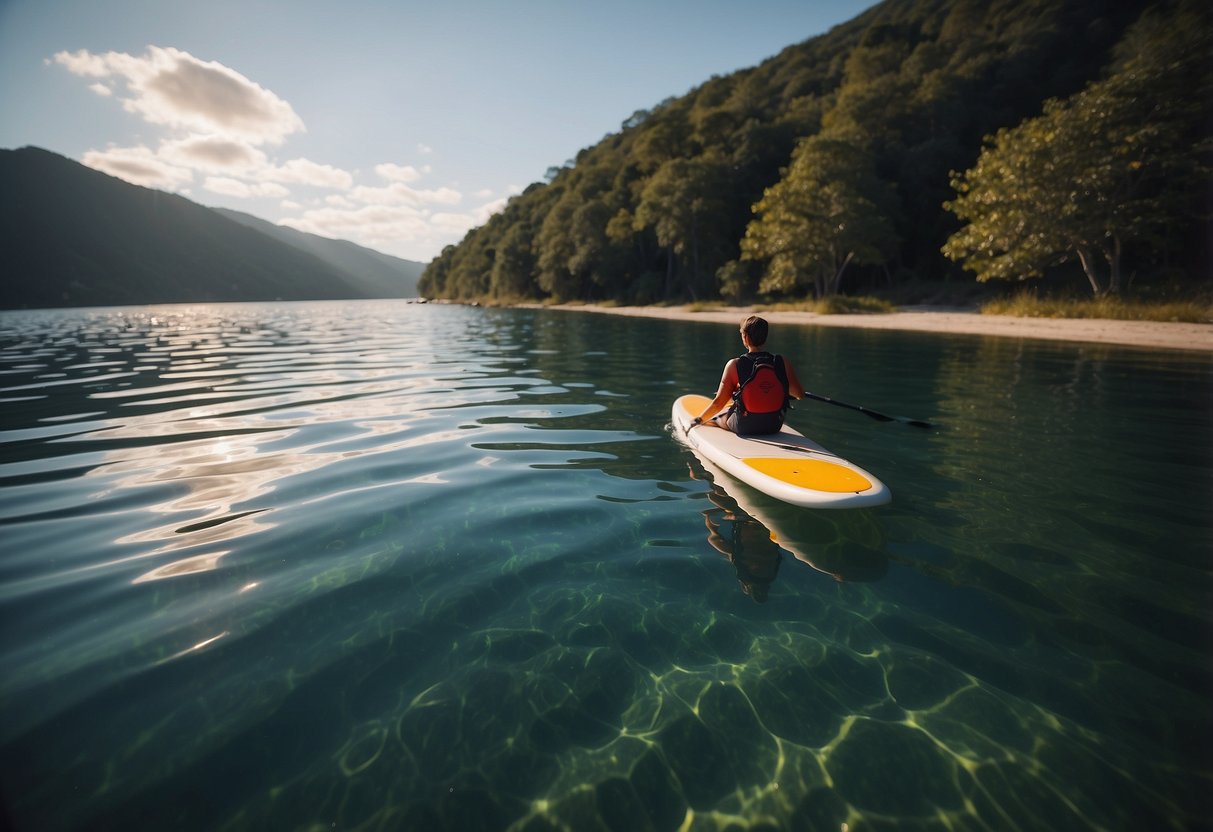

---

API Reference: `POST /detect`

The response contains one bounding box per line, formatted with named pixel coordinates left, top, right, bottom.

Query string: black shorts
left=715, top=408, right=784, bottom=436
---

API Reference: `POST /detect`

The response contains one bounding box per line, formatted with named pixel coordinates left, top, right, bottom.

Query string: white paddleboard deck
left=672, top=394, right=891, bottom=509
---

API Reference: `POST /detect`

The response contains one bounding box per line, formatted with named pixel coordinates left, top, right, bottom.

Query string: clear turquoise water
left=0, top=300, right=1209, bottom=831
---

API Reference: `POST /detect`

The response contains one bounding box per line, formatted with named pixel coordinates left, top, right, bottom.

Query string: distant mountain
left=0, top=147, right=421, bottom=310
left=213, top=208, right=422, bottom=299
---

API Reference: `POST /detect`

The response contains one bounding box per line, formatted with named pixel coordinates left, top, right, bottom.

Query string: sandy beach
left=528, top=304, right=1213, bottom=353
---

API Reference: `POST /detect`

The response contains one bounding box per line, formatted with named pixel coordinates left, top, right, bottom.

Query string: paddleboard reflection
left=687, top=457, right=888, bottom=600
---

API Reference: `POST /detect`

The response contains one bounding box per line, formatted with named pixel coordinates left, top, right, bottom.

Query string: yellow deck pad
left=743, top=457, right=872, bottom=493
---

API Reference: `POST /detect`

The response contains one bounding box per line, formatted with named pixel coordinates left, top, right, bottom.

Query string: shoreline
left=522, top=304, right=1213, bottom=353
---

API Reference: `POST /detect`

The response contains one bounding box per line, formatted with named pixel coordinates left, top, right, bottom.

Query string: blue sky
left=0, top=0, right=878, bottom=262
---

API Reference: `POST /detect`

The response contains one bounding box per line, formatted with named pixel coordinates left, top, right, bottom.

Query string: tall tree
left=489, top=223, right=537, bottom=301
left=633, top=155, right=731, bottom=299
left=417, top=245, right=454, bottom=298
left=535, top=190, right=580, bottom=301
left=741, top=136, right=899, bottom=297
left=943, top=3, right=1212, bottom=295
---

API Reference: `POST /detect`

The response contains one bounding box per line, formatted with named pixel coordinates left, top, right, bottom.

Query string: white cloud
left=417, top=143, right=433, bottom=154
left=54, top=46, right=304, bottom=145
left=475, top=197, right=509, bottom=222
left=54, top=48, right=112, bottom=77
left=475, top=188, right=494, bottom=199
left=282, top=204, right=431, bottom=243
left=428, top=211, right=479, bottom=235
left=160, top=135, right=267, bottom=175
left=82, top=145, right=193, bottom=189
left=350, top=182, right=461, bottom=207
left=88, top=82, right=113, bottom=97
left=375, top=162, right=421, bottom=183
left=203, top=176, right=255, bottom=197
left=255, top=182, right=291, bottom=198
left=261, top=158, right=353, bottom=189
left=204, top=177, right=290, bottom=199
left=279, top=196, right=490, bottom=261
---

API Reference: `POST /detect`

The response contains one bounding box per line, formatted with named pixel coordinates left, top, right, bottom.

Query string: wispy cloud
left=375, top=162, right=423, bottom=183
left=161, top=135, right=267, bottom=174
left=259, top=158, right=353, bottom=189
left=281, top=204, right=436, bottom=249
left=55, top=46, right=303, bottom=144
left=475, top=198, right=509, bottom=222
left=82, top=144, right=193, bottom=189
left=54, top=45, right=505, bottom=261
left=204, top=177, right=290, bottom=199
left=351, top=182, right=462, bottom=207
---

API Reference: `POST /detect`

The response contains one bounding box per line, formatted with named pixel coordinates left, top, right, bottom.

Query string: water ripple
left=1, top=301, right=1210, bottom=831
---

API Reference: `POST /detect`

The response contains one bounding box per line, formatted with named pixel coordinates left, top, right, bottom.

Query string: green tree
left=741, top=136, right=899, bottom=297
left=489, top=223, right=536, bottom=301
left=535, top=190, right=579, bottom=301
left=943, top=3, right=1212, bottom=295
left=716, top=259, right=759, bottom=304
left=630, top=105, right=691, bottom=174
left=633, top=155, right=731, bottom=299
left=445, top=227, right=493, bottom=299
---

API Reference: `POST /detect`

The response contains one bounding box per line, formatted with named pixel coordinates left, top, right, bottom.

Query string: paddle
left=803, top=391, right=935, bottom=429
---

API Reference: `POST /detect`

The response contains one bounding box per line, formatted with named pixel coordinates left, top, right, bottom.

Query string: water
left=0, top=300, right=1209, bottom=831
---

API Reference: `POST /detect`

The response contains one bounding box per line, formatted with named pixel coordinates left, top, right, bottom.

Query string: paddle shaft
left=803, top=391, right=934, bottom=429
left=686, top=392, right=934, bottom=431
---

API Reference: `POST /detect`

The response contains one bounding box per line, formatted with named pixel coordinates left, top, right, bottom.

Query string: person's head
left=740, top=315, right=769, bottom=348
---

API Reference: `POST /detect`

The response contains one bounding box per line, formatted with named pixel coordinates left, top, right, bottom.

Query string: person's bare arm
left=783, top=357, right=806, bottom=400
left=693, top=360, right=738, bottom=425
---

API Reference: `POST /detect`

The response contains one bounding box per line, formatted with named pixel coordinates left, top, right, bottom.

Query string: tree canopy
left=943, top=1, right=1213, bottom=295
left=420, top=0, right=1209, bottom=305
left=742, top=136, right=900, bottom=298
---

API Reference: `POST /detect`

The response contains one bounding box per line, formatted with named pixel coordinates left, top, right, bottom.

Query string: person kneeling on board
left=689, top=315, right=806, bottom=435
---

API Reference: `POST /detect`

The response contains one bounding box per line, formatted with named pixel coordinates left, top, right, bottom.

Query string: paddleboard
left=672, top=394, right=891, bottom=509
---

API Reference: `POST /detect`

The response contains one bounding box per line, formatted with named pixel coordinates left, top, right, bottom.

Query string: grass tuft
left=981, top=292, right=1213, bottom=323
left=756, top=295, right=897, bottom=315
left=686, top=300, right=732, bottom=312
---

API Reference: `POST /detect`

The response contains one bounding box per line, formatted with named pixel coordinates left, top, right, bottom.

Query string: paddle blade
left=857, top=408, right=895, bottom=422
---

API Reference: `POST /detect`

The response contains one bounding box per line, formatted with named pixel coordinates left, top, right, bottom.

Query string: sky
left=0, top=0, right=878, bottom=263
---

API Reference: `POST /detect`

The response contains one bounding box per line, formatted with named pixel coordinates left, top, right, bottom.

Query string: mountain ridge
left=0, top=147, right=422, bottom=310
left=212, top=208, right=422, bottom=300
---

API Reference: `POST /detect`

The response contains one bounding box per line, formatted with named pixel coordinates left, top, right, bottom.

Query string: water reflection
left=131, top=550, right=229, bottom=584
left=700, top=485, right=783, bottom=602
left=685, top=453, right=889, bottom=600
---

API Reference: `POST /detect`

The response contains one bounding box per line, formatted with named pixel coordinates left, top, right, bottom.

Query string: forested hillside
left=419, top=0, right=1211, bottom=305
left=0, top=148, right=422, bottom=309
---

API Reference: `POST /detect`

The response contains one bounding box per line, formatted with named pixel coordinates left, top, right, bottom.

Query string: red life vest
left=732, top=352, right=789, bottom=434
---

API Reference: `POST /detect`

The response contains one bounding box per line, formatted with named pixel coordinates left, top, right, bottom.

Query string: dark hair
left=741, top=315, right=769, bottom=346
